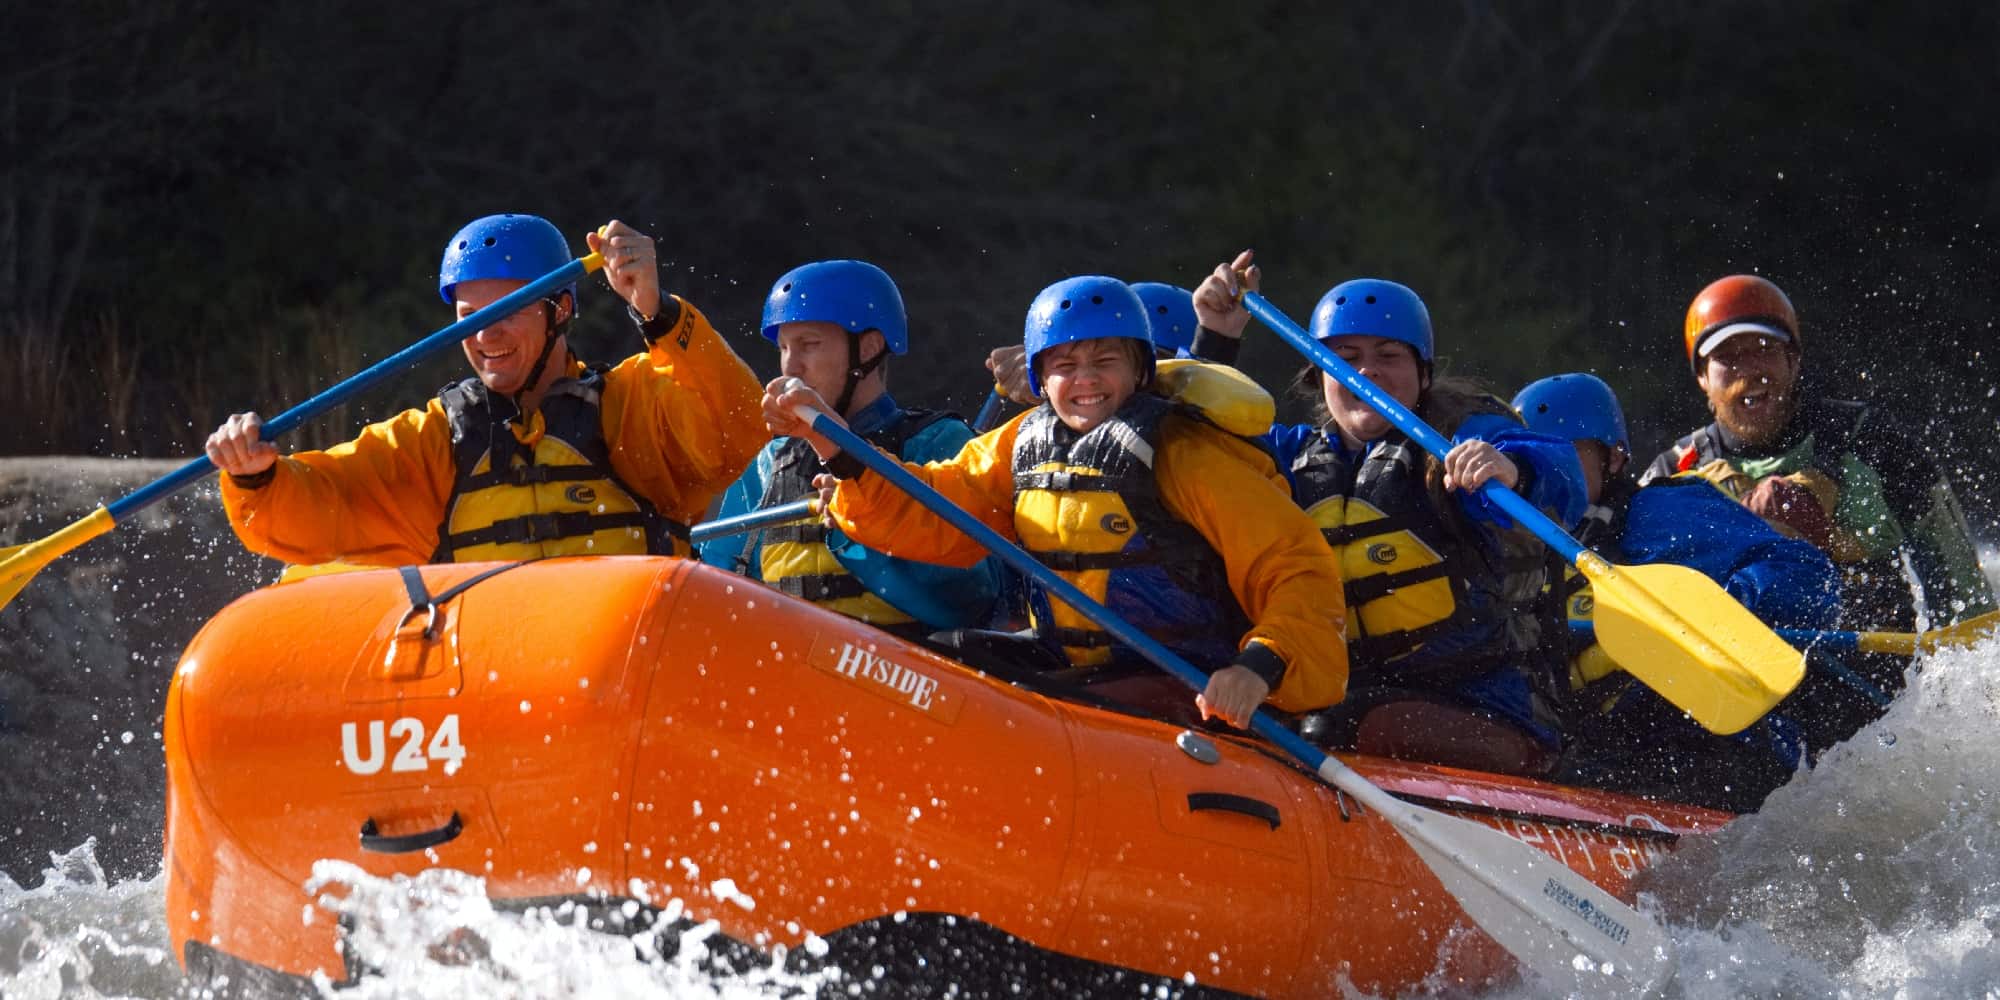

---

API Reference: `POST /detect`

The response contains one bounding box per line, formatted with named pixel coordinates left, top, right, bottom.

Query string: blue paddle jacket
left=1565, top=474, right=1840, bottom=771
left=1614, top=479, right=1841, bottom=628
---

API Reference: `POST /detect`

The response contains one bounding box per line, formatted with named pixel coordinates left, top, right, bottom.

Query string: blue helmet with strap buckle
left=1131, top=282, right=1197, bottom=358
left=438, top=214, right=575, bottom=306
left=1023, top=276, right=1153, bottom=398
left=761, top=259, right=909, bottom=354
left=1511, top=372, right=1629, bottom=453
left=1310, top=278, right=1433, bottom=363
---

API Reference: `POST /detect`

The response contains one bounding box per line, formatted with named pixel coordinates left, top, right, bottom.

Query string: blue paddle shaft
left=107, top=258, right=597, bottom=522
left=1240, top=293, right=1584, bottom=565
left=688, top=498, right=817, bottom=544
left=804, top=410, right=1335, bottom=771
left=973, top=389, right=1006, bottom=432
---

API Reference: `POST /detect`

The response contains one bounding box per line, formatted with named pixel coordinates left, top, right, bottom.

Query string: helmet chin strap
left=832, top=332, right=888, bottom=417
left=511, top=296, right=572, bottom=413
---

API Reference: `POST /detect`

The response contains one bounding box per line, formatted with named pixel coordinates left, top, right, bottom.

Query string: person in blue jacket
left=1513, top=372, right=1841, bottom=811
left=700, top=260, right=1000, bottom=635
left=1192, top=251, right=1588, bottom=777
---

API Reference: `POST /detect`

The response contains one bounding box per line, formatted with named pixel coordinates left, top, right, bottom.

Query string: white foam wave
left=1630, top=634, right=2000, bottom=998
left=303, top=861, right=836, bottom=999
left=0, top=840, right=173, bottom=1000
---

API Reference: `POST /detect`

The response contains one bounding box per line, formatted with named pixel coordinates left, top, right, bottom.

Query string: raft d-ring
left=396, top=602, right=442, bottom=641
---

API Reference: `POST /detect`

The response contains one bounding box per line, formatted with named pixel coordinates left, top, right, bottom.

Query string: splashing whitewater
left=4, top=636, right=2000, bottom=999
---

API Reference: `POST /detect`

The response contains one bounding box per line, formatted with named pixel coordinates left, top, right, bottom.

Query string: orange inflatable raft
left=165, top=556, right=1727, bottom=997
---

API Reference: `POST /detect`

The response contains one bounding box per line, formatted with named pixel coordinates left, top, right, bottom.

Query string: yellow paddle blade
left=0, top=507, right=117, bottom=612
left=1581, top=552, right=1806, bottom=735
left=1856, top=607, right=2000, bottom=656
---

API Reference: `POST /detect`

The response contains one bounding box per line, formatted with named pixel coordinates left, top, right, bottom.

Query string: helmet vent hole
left=1365, top=295, right=1377, bottom=304
left=781, top=282, right=792, bottom=292
left=456, top=240, right=468, bottom=250
left=1334, top=296, right=1347, bottom=305
left=482, top=237, right=497, bottom=247
left=1059, top=299, right=1072, bottom=310
left=1156, top=305, right=1168, bottom=314
left=1090, top=295, right=1104, bottom=305
left=1535, top=404, right=1549, bottom=414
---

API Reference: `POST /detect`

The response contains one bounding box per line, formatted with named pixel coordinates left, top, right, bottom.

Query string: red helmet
left=1683, top=275, right=1799, bottom=372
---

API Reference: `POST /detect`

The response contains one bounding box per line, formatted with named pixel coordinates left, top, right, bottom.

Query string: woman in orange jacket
left=203, top=214, right=767, bottom=566
left=763, top=275, right=1349, bottom=727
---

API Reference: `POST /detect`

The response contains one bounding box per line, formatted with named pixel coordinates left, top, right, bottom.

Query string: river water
left=2, top=461, right=1996, bottom=998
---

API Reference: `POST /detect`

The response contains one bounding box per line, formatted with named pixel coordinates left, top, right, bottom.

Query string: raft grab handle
left=359, top=812, right=464, bottom=854
left=1186, top=792, right=1281, bottom=830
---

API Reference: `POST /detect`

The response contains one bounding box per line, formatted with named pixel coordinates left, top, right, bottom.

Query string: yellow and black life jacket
left=432, top=367, right=689, bottom=562
left=1546, top=475, right=1634, bottom=713
left=755, top=409, right=958, bottom=627
left=1010, top=393, right=1248, bottom=668
left=1289, top=397, right=1546, bottom=686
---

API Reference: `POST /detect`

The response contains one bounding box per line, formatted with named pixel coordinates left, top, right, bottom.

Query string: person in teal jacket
left=699, top=260, right=1000, bottom=635
left=1513, top=372, right=1841, bottom=811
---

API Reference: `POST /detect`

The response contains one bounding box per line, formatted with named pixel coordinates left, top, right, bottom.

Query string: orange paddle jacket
left=220, top=296, right=765, bottom=566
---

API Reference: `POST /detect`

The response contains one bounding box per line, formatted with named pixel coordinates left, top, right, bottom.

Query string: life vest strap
left=459, top=463, right=606, bottom=490
left=1014, top=469, right=1125, bottom=494
left=771, top=574, right=871, bottom=602
left=763, top=521, right=830, bottom=545
left=1343, top=560, right=1457, bottom=605
left=1350, top=628, right=1506, bottom=687
left=1347, top=619, right=1457, bottom=664
left=1322, top=510, right=1431, bottom=547
left=1026, top=548, right=1152, bottom=571
left=439, top=510, right=688, bottom=552
left=1025, top=534, right=1213, bottom=573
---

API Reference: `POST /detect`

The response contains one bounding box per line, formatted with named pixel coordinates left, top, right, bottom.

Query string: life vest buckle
left=518, top=513, right=562, bottom=542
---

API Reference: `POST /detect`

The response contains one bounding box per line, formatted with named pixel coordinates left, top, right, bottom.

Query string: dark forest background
left=5, top=0, right=1998, bottom=534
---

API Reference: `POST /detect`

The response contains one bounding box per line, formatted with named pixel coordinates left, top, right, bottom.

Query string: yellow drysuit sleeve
left=829, top=408, right=1348, bottom=712
left=1153, top=416, right=1348, bottom=713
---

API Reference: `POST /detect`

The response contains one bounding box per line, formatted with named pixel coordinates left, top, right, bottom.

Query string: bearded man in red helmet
left=1641, top=275, right=1993, bottom=738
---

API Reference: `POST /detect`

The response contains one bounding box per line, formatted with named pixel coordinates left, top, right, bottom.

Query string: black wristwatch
left=630, top=296, right=685, bottom=345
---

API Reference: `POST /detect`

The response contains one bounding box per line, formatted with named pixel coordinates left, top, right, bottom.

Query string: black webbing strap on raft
left=396, top=562, right=526, bottom=639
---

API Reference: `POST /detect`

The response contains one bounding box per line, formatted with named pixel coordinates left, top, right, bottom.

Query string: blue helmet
left=1310, top=278, right=1433, bottom=363
left=1023, top=276, right=1153, bottom=398
left=761, top=260, right=909, bottom=354
left=438, top=214, right=574, bottom=305
left=1511, top=373, right=1629, bottom=453
left=1131, top=282, right=1198, bottom=358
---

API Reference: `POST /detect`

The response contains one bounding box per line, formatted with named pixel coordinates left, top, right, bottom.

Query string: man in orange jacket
left=204, top=214, right=766, bottom=566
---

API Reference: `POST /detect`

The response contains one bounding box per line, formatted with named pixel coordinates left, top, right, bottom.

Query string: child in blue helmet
left=1515, top=373, right=1840, bottom=810
left=764, top=275, right=1349, bottom=729
left=700, top=260, right=1001, bottom=635
left=1191, top=251, right=1587, bottom=777
left=983, top=282, right=1201, bottom=410
left=205, top=216, right=766, bottom=566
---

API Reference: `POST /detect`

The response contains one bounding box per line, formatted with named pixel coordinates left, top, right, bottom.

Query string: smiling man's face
left=1696, top=333, right=1801, bottom=446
